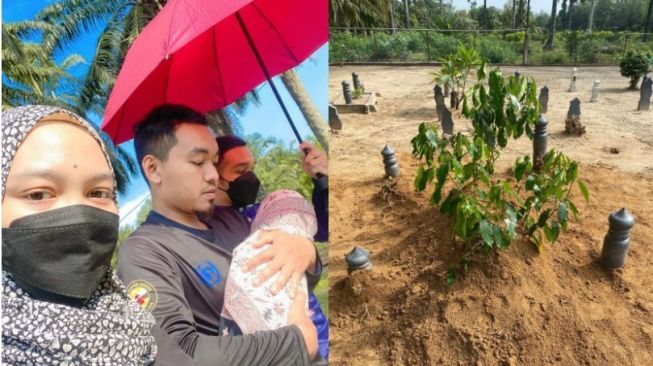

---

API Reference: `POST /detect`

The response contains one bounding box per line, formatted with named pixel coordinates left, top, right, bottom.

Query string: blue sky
left=3, top=1, right=328, bottom=225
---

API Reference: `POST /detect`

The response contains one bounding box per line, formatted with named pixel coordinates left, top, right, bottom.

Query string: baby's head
left=250, top=190, right=317, bottom=239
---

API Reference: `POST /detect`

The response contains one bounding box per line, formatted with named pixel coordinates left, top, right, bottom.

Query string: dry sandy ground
left=328, top=65, right=653, bottom=365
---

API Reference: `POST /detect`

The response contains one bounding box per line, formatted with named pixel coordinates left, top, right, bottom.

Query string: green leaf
left=431, top=184, right=444, bottom=205
left=514, top=160, right=527, bottom=181
left=479, top=219, right=494, bottom=246
left=493, top=225, right=508, bottom=249
left=440, top=189, right=460, bottom=215
left=543, top=224, right=553, bottom=241
left=568, top=200, right=580, bottom=220
left=415, top=165, right=426, bottom=191
left=446, top=269, right=457, bottom=285
left=538, top=209, right=552, bottom=227
left=525, top=175, right=536, bottom=190
left=550, top=220, right=561, bottom=243
left=436, top=159, right=450, bottom=186
left=462, top=163, right=474, bottom=180
left=557, top=202, right=568, bottom=223
left=577, top=180, right=590, bottom=203
left=455, top=204, right=468, bottom=239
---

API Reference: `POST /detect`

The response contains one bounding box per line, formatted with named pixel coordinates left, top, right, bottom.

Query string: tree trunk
left=483, top=0, right=488, bottom=30
left=512, top=0, right=517, bottom=28
left=567, top=0, right=575, bottom=30
left=404, top=0, right=410, bottom=28
left=544, top=0, right=558, bottom=50
left=522, top=0, right=531, bottom=65
left=587, top=0, right=596, bottom=32
left=280, top=70, right=329, bottom=151
left=644, top=0, right=653, bottom=41
left=390, top=1, right=396, bottom=33
left=630, top=76, right=641, bottom=90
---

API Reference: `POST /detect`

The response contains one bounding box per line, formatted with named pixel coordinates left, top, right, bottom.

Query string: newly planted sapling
left=432, top=44, right=485, bottom=109
left=412, top=68, right=588, bottom=285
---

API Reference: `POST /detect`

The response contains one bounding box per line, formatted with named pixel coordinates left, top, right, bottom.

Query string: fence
left=330, top=27, right=653, bottom=66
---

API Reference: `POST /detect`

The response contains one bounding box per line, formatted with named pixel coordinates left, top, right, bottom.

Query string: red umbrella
left=101, top=0, right=327, bottom=144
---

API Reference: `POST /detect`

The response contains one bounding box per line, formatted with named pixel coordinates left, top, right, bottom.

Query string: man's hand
left=243, top=230, right=317, bottom=297
left=287, top=291, right=318, bottom=360
left=300, top=142, right=327, bottom=178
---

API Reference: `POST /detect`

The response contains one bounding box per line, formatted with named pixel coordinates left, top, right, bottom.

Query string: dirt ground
left=328, top=65, right=653, bottom=365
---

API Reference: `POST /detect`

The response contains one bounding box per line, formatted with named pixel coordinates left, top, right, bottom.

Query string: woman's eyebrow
left=13, top=170, right=114, bottom=185
left=13, top=169, right=65, bottom=183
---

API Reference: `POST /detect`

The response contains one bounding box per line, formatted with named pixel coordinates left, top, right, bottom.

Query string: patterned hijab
left=2, top=105, right=157, bottom=365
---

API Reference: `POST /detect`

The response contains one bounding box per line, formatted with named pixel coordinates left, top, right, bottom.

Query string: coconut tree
left=2, top=21, right=82, bottom=110
left=587, top=0, right=597, bottom=32
left=645, top=0, right=653, bottom=41
left=3, top=20, right=139, bottom=194
left=544, top=0, right=559, bottom=50
left=329, top=0, right=389, bottom=29
left=280, top=70, right=329, bottom=151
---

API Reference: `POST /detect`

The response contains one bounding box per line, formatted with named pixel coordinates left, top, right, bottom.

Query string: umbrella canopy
left=102, top=0, right=327, bottom=144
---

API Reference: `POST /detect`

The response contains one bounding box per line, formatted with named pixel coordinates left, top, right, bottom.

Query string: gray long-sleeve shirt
left=117, top=220, right=312, bottom=366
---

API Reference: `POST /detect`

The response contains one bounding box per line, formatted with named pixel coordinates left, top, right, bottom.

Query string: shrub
left=477, top=38, right=518, bottom=64
left=620, top=51, right=652, bottom=89
left=413, top=67, right=588, bottom=284
left=540, top=49, right=569, bottom=65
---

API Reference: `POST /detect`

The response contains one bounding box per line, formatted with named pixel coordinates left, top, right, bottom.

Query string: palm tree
left=587, top=0, right=596, bottom=32
left=280, top=70, right=329, bottom=151
left=404, top=0, right=411, bottom=28
left=35, top=0, right=163, bottom=117
left=544, top=0, right=559, bottom=50
left=645, top=0, right=653, bottom=41
left=567, top=0, right=577, bottom=29
left=329, top=0, right=389, bottom=29
left=3, top=20, right=138, bottom=194
left=2, top=21, right=83, bottom=110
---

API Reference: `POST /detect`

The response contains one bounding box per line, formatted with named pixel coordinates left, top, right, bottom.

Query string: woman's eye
left=25, top=191, right=53, bottom=201
left=88, top=190, right=114, bottom=200
left=192, top=161, right=203, bottom=166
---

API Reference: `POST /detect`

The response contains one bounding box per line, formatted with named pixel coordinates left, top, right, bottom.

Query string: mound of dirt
left=329, top=66, right=653, bottom=366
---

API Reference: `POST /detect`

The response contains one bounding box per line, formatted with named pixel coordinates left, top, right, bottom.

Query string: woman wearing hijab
left=2, top=105, right=157, bottom=365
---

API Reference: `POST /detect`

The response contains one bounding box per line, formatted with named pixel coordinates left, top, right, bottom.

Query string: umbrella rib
left=163, top=55, right=173, bottom=102
left=251, top=2, right=300, bottom=64
left=211, top=25, right=227, bottom=108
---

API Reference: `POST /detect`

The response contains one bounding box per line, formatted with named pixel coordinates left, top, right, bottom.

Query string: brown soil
left=328, top=66, right=653, bottom=365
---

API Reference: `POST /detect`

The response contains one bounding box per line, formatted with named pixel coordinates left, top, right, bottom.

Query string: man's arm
left=299, top=141, right=328, bottom=242
left=311, top=177, right=328, bottom=242
left=117, top=236, right=314, bottom=366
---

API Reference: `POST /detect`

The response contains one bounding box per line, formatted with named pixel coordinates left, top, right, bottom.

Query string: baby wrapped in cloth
left=221, top=190, right=316, bottom=334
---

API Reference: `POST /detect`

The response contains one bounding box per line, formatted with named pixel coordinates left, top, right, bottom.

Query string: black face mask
left=220, top=171, right=261, bottom=208
left=2, top=205, right=119, bottom=300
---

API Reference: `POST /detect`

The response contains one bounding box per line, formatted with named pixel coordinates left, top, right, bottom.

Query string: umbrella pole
left=235, top=12, right=303, bottom=144
left=236, top=12, right=327, bottom=189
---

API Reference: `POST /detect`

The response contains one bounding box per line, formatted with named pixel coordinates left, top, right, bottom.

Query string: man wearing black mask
left=211, top=136, right=328, bottom=251
left=209, top=135, right=330, bottom=361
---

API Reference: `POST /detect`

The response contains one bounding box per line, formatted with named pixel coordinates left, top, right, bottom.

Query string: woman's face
left=2, top=121, right=117, bottom=227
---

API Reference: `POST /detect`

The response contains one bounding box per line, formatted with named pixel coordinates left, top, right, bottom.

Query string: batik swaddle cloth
left=222, top=190, right=317, bottom=334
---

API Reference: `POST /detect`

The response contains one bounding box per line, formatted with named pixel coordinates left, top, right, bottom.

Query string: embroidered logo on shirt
left=126, top=280, right=158, bottom=312
left=195, top=260, right=223, bottom=288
